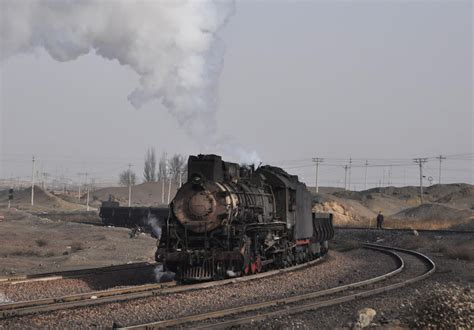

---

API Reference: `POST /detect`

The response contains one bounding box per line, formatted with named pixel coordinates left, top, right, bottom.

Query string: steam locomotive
left=156, top=154, right=333, bottom=281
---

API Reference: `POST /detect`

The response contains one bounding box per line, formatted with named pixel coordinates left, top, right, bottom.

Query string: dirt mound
left=307, top=186, right=345, bottom=195
left=424, top=183, right=473, bottom=201
left=332, top=190, right=417, bottom=216
left=392, top=203, right=473, bottom=221
left=0, top=186, right=87, bottom=212
left=333, top=184, right=474, bottom=213
left=389, top=203, right=474, bottom=230
left=312, top=194, right=376, bottom=226
left=435, top=186, right=474, bottom=210
left=91, top=181, right=178, bottom=206
left=363, top=184, right=472, bottom=202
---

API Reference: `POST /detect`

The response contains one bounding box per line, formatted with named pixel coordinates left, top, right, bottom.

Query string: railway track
left=0, top=254, right=326, bottom=319
left=0, top=262, right=156, bottom=285
left=124, top=244, right=435, bottom=329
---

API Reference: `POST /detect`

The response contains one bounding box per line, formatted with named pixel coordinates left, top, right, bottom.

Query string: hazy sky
left=1, top=0, right=472, bottom=188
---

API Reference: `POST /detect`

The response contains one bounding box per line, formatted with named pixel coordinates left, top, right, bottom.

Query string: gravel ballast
left=0, top=248, right=396, bottom=328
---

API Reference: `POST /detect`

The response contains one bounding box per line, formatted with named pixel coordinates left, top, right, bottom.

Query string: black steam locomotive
left=156, top=154, right=333, bottom=281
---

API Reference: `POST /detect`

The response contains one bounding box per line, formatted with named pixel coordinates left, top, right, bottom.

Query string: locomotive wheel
left=244, top=262, right=250, bottom=275
left=251, top=262, right=257, bottom=274
left=255, top=256, right=263, bottom=273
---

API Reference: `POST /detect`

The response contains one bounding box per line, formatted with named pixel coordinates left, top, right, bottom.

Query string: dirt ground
left=0, top=208, right=156, bottom=277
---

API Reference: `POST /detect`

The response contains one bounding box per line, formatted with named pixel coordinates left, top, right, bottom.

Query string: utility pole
left=167, top=173, right=172, bottom=204
left=347, top=158, right=352, bottom=191
left=161, top=153, right=167, bottom=204
left=364, top=160, right=369, bottom=190
left=343, top=165, right=349, bottom=190
left=42, top=172, right=49, bottom=190
left=161, top=179, right=165, bottom=204
left=437, top=155, right=446, bottom=184
left=77, top=172, right=88, bottom=202
left=312, top=158, right=324, bottom=193
left=413, top=158, right=428, bottom=204
left=31, top=156, right=35, bottom=206
left=128, top=164, right=133, bottom=207
left=86, top=184, right=90, bottom=211
left=388, top=165, right=392, bottom=186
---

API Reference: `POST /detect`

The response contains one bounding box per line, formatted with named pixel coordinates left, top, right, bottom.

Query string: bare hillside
left=312, top=183, right=474, bottom=229
left=435, top=186, right=474, bottom=210
left=312, top=194, right=376, bottom=226
left=333, top=183, right=474, bottom=212
left=389, top=203, right=474, bottom=230
left=0, top=186, right=88, bottom=212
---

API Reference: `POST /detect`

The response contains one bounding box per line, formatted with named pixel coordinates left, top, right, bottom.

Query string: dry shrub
left=44, top=251, right=56, bottom=257
left=444, top=244, right=473, bottom=261
left=35, top=239, right=48, bottom=247
left=385, top=217, right=474, bottom=231
left=71, top=242, right=84, bottom=252
left=401, top=237, right=473, bottom=261
left=407, top=283, right=473, bottom=329
left=331, top=240, right=362, bottom=252
left=397, top=235, right=430, bottom=250
left=9, top=250, right=42, bottom=257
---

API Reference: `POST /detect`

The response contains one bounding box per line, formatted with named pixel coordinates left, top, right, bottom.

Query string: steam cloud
left=146, top=216, right=162, bottom=240
left=153, top=265, right=175, bottom=283
left=1, top=0, right=259, bottom=163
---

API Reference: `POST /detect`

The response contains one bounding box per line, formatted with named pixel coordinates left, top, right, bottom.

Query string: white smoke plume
left=214, top=138, right=261, bottom=165
left=1, top=0, right=234, bottom=144
left=153, top=265, right=175, bottom=283
left=146, top=216, right=162, bottom=239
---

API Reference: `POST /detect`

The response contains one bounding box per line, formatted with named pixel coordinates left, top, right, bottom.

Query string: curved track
left=124, top=244, right=435, bottom=329
left=0, top=254, right=327, bottom=319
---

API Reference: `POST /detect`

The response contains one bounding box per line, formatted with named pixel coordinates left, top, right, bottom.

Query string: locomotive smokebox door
left=8, top=188, right=13, bottom=200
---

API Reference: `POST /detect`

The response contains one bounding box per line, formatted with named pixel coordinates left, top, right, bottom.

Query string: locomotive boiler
left=156, top=154, right=333, bottom=281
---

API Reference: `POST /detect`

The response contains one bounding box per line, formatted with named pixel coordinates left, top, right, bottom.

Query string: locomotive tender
left=156, top=154, right=333, bottom=281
